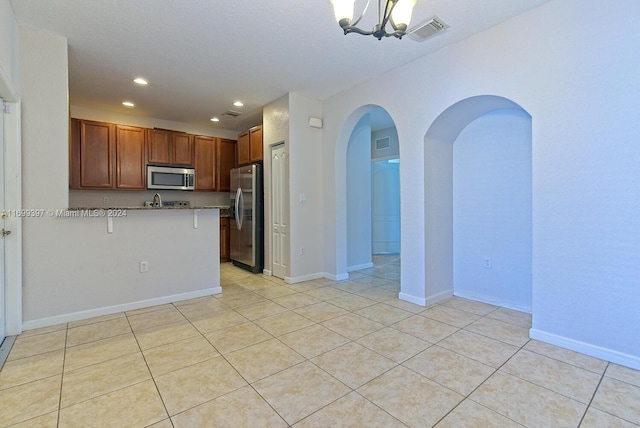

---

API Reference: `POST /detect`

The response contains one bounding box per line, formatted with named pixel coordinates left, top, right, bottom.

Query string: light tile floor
left=1, top=255, right=639, bottom=427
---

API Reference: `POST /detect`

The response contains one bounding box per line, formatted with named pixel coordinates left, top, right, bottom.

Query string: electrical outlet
left=484, top=258, right=491, bottom=269
left=140, top=261, right=149, bottom=273
left=103, top=196, right=109, bottom=205
left=300, top=247, right=305, bottom=255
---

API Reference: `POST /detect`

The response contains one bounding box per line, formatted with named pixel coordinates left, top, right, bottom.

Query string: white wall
left=19, top=28, right=220, bottom=327
left=0, top=0, right=18, bottom=99
left=346, top=115, right=372, bottom=270
left=321, top=0, right=640, bottom=368
left=453, top=109, right=532, bottom=312
left=287, top=93, right=323, bottom=282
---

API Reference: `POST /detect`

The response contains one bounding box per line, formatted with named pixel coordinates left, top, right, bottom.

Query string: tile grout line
left=576, top=361, right=609, bottom=427
left=56, top=322, right=70, bottom=428
left=124, top=309, right=173, bottom=425
left=429, top=334, right=533, bottom=427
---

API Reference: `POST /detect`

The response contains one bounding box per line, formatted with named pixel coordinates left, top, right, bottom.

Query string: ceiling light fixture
left=233, top=101, right=244, bottom=107
left=133, top=77, right=148, bottom=86
left=122, top=101, right=135, bottom=107
left=330, top=0, right=416, bottom=40
left=210, top=117, right=220, bottom=122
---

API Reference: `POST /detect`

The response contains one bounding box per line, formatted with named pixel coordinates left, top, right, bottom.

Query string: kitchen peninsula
left=22, top=205, right=226, bottom=330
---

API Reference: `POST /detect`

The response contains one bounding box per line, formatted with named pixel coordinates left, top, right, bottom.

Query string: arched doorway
left=424, top=95, right=532, bottom=311
left=337, top=105, right=401, bottom=279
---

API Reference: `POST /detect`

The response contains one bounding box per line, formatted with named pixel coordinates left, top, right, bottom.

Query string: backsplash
left=69, top=189, right=231, bottom=208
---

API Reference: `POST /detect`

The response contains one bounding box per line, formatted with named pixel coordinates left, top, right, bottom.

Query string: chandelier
left=331, top=0, right=417, bottom=40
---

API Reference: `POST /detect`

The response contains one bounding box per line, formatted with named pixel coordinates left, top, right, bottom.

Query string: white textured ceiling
left=10, top=0, right=551, bottom=132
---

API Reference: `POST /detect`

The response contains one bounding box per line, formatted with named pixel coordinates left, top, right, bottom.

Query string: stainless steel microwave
left=147, top=166, right=195, bottom=190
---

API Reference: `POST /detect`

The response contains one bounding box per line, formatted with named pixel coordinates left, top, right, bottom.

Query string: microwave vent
left=222, top=110, right=243, bottom=118
left=408, top=16, right=449, bottom=42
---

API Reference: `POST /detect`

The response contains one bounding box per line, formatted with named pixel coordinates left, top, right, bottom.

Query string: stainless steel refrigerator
left=230, top=164, right=263, bottom=273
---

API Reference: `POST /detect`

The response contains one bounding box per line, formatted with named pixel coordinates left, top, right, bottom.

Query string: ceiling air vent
left=408, top=16, right=448, bottom=42
left=222, top=110, right=242, bottom=118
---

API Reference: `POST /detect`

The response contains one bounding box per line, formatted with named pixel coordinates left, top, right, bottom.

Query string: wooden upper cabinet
left=146, top=130, right=194, bottom=166
left=69, top=118, right=81, bottom=189
left=79, top=120, right=116, bottom=188
left=237, top=124, right=263, bottom=166
left=147, top=129, right=171, bottom=164
left=217, top=138, right=236, bottom=192
left=249, top=125, right=263, bottom=164
left=116, top=125, right=146, bottom=190
left=237, top=131, right=250, bottom=166
left=194, top=136, right=216, bottom=191
left=172, top=132, right=194, bottom=166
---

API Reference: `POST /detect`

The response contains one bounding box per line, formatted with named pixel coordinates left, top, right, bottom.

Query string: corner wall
left=321, top=0, right=640, bottom=368
left=19, top=28, right=220, bottom=327
left=346, top=115, right=372, bottom=270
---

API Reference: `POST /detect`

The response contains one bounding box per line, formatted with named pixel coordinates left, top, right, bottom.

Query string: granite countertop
left=68, top=206, right=231, bottom=216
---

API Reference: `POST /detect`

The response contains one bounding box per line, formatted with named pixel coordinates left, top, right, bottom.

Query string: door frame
left=3, top=100, right=22, bottom=336
left=270, top=142, right=288, bottom=279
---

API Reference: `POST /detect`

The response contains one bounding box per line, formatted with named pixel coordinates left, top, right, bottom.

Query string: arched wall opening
left=424, top=95, right=532, bottom=312
left=335, top=104, right=401, bottom=278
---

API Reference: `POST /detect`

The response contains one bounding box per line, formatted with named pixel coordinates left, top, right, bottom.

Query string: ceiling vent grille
left=222, top=110, right=242, bottom=118
left=408, top=16, right=449, bottom=42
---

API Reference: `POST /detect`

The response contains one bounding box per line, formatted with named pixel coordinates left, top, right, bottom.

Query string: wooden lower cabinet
left=220, top=217, right=230, bottom=261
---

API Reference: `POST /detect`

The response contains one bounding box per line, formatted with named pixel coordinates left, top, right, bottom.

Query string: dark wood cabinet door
left=237, top=131, right=250, bottom=166
left=147, top=129, right=171, bottom=164
left=216, top=138, right=236, bottom=191
left=69, top=118, right=81, bottom=189
left=116, top=125, right=146, bottom=189
left=172, top=132, right=194, bottom=166
left=80, top=120, right=115, bottom=188
left=220, top=217, right=230, bottom=261
left=194, top=136, right=215, bottom=190
left=249, top=125, right=263, bottom=163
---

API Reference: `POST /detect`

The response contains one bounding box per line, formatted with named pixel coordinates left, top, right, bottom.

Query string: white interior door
left=372, top=159, right=400, bottom=254
left=271, top=143, right=288, bottom=279
left=0, top=98, right=6, bottom=342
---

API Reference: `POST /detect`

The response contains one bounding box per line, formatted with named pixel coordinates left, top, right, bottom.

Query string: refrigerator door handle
left=235, top=187, right=242, bottom=230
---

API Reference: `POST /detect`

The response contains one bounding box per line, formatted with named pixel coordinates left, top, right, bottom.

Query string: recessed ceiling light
left=133, top=77, right=148, bottom=86
left=210, top=117, right=220, bottom=122
left=233, top=101, right=244, bottom=107
left=122, top=101, right=135, bottom=108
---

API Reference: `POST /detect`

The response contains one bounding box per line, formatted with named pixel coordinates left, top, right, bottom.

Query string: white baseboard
left=399, top=292, right=426, bottom=306
left=425, top=289, right=454, bottom=306
left=454, top=290, right=532, bottom=314
left=22, top=287, right=222, bottom=331
left=262, top=269, right=272, bottom=276
left=285, top=272, right=325, bottom=284
left=347, top=262, right=373, bottom=272
left=324, top=272, right=349, bottom=281
left=530, top=328, right=640, bottom=371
